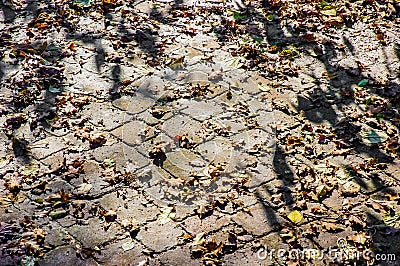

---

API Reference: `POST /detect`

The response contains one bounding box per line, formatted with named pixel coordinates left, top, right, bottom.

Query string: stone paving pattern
left=1, top=0, right=400, bottom=266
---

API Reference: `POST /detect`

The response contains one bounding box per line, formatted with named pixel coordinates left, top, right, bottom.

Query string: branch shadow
left=1, top=1, right=399, bottom=263
left=199, top=0, right=400, bottom=234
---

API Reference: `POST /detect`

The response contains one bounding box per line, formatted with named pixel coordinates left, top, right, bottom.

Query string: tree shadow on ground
left=0, top=0, right=53, bottom=161
left=199, top=0, right=400, bottom=234
left=1, top=2, right=399, bottom=263
left=116, top=1, right=400, bottom=232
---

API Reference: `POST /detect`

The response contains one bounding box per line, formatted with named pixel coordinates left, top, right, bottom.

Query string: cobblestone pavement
left=1, top=0, right=400, bottom=265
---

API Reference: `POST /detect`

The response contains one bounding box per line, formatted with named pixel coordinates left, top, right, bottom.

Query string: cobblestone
left=182, top=212, right=231, bottom=236
left=93, top=238, right=147, bottom=266
left=1, top=1, right=399, bottom=265
left=68, top=218, right=120, bottom=247
left=136, top=221, right=184, bottom=252
left=232, top=203, right=283, bottom=236
left=39, top=246, right=98, bottom=266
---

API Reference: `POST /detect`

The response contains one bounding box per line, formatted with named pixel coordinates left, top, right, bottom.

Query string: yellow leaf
left=288, top=210, right=303, bottom=224
left=316, top=185, right=327, bottom=198
left=321, top=6, right=337, bottom=16
left=169, top=56, right=185, bottom=70
left=268, top=45, right=278, bottom=53
left=191, top=232, right=205, bottom=246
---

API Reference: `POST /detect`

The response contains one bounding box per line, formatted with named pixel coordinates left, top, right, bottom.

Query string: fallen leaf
left=224, top=56, right=245, bottom=69
left=348, top=232, right=368, bottom=244
left=0, top=158, right=10, bottom=169
left=322, top=222, right=345, bottom=232
left=191, top=232, right=205, bottom=246
left=4, top=175, right=22, bottom=193
left=67, top=41, right=76, bottom=52
left=258, top=82, right=271, bottom=92
left=288, top=210, right=303, bottom=224
left=19, top=163, right=39, bottom=177
left=358, top=79, right=368, bottom=87
left=349, top=215, right=367, bottom=228
left=76, top=183, right=92, bottom=194
left=122, top=239, right=135, bottom=251
left=320, top=6, right=337, bottom=16
left=316, top=185, right=327, bottom=198
left=104, top=210, right=117, bottom=222
left=49, top=210, right=68, bottom=219
left=158, top=206, right=176, bottom=224
left=120, top=218, right=139, bottom=229
left=383, top=211, right=400, bottom=228
left=103, top=158, right=116, bottom=168
left=169, top=56, right=185, bottom=70
left=286, top=136, right=303, bottom=146
left=88, top=132, right=107, bottom=148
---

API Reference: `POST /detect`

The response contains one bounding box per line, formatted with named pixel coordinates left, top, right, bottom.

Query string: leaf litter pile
left=0, top=0, right=400, bottom=265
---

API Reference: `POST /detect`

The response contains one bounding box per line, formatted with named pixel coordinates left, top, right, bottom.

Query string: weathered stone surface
left=178, top=99, right=224, bottom=121
left=31, top=136, right=65, bottom=160
left=231, top=128, right=274, bottom=151
left=162, top=150, right=203, bottom=179
left=68, top=218, right=120, bottom=247
left=246, top=162, right=276, bottom=190
left=136, top=221, right=184, bottom=252
left=232, top=203, right=283, bottom=236
left=94, top=238, right=147, bottom=265
left=174, top=205, right=197, bottom=221
left=385, top=159, right=400, bottom=180
left=0, top=252, right=24, bottom=266
left=98, top=191, right=159, bottom=223
left=43, top=223, right=71, bottom=247
left=223, top=245, right=265, bottom=266
left=157, top=245, right=203, bottom=266
left=235, top=193, right=259, bottom=207
left=136, top=109, right=164, bottom=126
left=322, top=190, right=364, bottom=212
left=39, top=246, right=98, bottom=266
left=165, top=118, right=204, bottom=144
left=112, top=95, right=154, bottom=114
left=196, top=139, right=233, bottom=164
left=111, top=120, right=147, bottom=145
left=40, top=150, right=65, bottom=172
left=62, top=133, right=91, bottom=153
left=70, top=160, right=110, bottom=196
left=314, top=230, right=355, bottom=249
left=46, top=178, right=74, bottom=194
left=89, top=142, right=149, bottom=172
left=82, top=102, right=130, bottom=130
left=238, top=76, right=260, bottom=95
left=70, top=68, right=113, bottom=91
left=183, top=212, right=231, bottom=235
left=3, top=1, right=398, bottom=265
left=161, top=114, right=200, bottom=139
